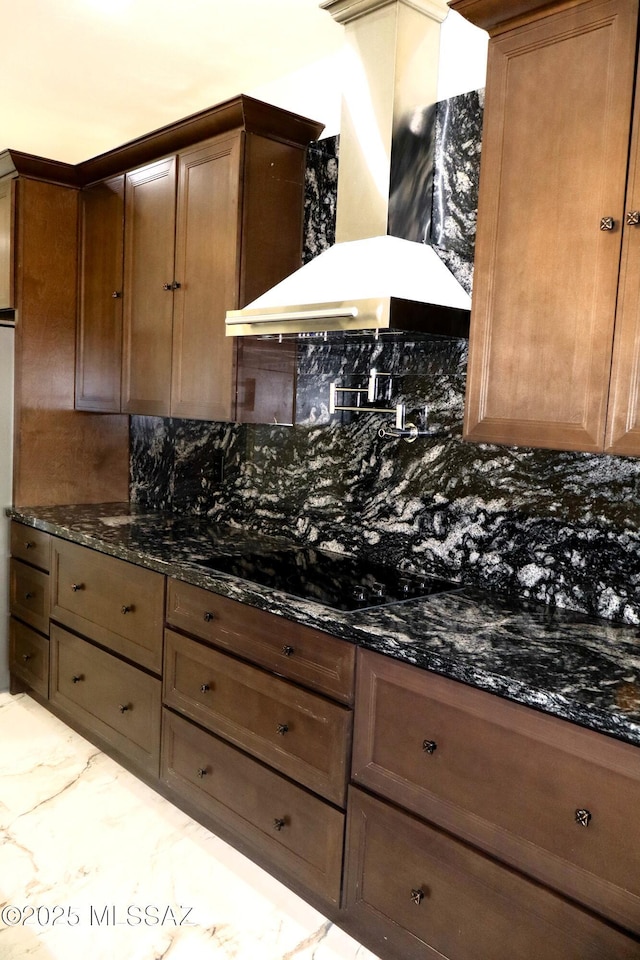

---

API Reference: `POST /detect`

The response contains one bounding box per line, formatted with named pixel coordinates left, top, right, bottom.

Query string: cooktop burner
left=196, top=546, right=459, bottom=611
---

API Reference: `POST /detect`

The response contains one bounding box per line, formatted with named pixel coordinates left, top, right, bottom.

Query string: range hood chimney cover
left=226, top=0, right=471, bottom=338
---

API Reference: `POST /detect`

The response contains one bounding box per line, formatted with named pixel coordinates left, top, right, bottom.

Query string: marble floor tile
left=0, top=692, right=379, bottom=960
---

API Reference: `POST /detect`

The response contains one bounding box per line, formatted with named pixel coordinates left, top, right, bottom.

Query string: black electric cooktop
left=196, top=546, right=460, bottom=612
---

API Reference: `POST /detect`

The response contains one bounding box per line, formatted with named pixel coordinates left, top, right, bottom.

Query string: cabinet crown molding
left=449, top=0, right=591, bottom=32
left=0, top=95, right=325, bottom=189
left=322, top=0, right=448, bottom=24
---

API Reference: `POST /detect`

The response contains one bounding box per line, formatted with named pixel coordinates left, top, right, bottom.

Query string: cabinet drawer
left=10, top=618, right=49, bottom=697
left=164, top=629, right=352, bottom=806
left=11, top=522, right=50, bottom=571
left=50, top=624, right=161, bottom=778
left=166, top=579, right=355, bottom=704
left=10, top=559, right=49, bottom=635
left=344, top=787, right=640, bottom=960
left=353, top=650, right=640, bottom=933
left=51, top=538, right=165, bottom=673
left=161, top=709, right=344, bottom=906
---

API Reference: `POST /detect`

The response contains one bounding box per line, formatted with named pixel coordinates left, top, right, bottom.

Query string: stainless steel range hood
left=226, top=0, right=471, bottom=339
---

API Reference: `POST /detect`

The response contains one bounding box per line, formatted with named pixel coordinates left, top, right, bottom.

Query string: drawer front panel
left=50, top=624, right=161, bottom=777
left=166, top=579, right=355, bottom=703
left=161, top=709, right=344, bottom=906
left=344, top=788, right=640, bottom=960
left=51, top=538, right=165, bottom=673
left=353, top=649, right=640, bottom=932
left=11, top=522, right=51, bottom=571
left=164, top=629, right=351, bottom=806
left=10, top=618, right=49, bottom=697
left=10, top=559, right=50, bottom=635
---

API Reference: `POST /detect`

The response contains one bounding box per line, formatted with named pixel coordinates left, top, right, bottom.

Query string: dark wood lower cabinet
left=163, top=629, right=352, bottom=806
left=49, top=624, right=161, bottom=778
left=10, top=619, right=49, bottom=698
left=10, top=559, right=50, bottom=636
left=343, top=787, right=640, bottom=960
left=161, top=708, right=344, bottom=908
left=9, top=527, right=640, bottom=959
left=352, top=648, right=640, bottom=934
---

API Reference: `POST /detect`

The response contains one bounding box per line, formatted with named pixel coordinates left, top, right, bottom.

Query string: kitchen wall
left=130, top=91, right=640, bottom=627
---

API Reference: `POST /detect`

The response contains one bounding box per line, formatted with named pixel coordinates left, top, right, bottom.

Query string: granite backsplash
left=130, top=90, right=640, bottom=626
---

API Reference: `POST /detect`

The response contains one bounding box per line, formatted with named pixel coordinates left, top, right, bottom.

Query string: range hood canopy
left=226, top=0, right=471, bottom=338
left=226, top=235, right=470, bottom=336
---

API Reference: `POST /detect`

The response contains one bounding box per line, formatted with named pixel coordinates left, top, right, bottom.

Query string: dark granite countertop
left=9, top=502, right=640, bottom=749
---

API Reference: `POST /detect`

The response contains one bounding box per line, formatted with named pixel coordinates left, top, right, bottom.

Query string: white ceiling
left=2, top=0, right=346, bottom=164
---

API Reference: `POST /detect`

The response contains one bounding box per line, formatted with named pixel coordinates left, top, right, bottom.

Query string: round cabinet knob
left=196, top=767, right=207, bottom=779
left=200, top=683, right=210, bottom=694
left=410, top=888, right=425, bottom=905
left=24, top=541, right=34, bottom=549
left=203, top=612, right=214, bottom=622
left=575, top=808, right=592, bottom=828
left=282, top=645, right=294, bottom=657
left=71, top=582, right=84, bottom=592
left=24, top=591, right=34, bottom=600
left=276, top=723, right=289, bottom=736
left=600, top=216, right=615, bottom=231
left=22, top=653, right=32, bottom=662
left=273, top=817, right=286, bottom=832
left=121, top=604, right=133, bottom=614
left=71, top=675, right=83, bottom=684
left=111, top=290, right=122, bottom=298
left=119, top=703, right=130, bottom=714
left=627, top=210, right=640, bottom=226
left=422, top=739, right=437, bottom=755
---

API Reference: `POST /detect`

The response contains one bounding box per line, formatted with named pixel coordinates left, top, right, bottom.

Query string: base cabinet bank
left=8, top=519, right=640, bottom=958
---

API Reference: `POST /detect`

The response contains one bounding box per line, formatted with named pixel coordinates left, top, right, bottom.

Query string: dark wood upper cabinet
left=121, top=156, right=177, bottom=416
left=0, top=176, right=15, bottom=310
left=75, top=96, right=323, bottom=423
left=453, top=0, right=640, bottom=454
left=170, top=135, right=240, bottom=422
left=76, top=175, right=125, bottom=412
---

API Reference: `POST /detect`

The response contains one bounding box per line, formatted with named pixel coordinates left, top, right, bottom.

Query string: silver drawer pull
left=121, top=604, right=133, bottom=614
left=282, top=645, right=294, bottom=657
left=200, top=683, right=210, bottom=694
left=410, top=888, right=425, bottom=905
left=196, top=767, right=207, bottom=779
left=575, top=808, right=592, bottom=828
left=203, top=612, right=214, bottom=622
left=71, top=675, right=83, bottom=683
left=273, top=817, right=286, bottom=832
left=119, top=703, right=130, bottom=714
left=71, top=582, right=84, bottom=592
left=276, top=723, right=289, bottom=736
left=422, top=739, right=437, bottom=755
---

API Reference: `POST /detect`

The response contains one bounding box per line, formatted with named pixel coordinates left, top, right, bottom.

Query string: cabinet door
left=344, top=787, right=640, bottom=960
left=122, top=157, right=176, bottom=416
left=76, top=175, right=125, bottom=412
left=463, top=0, right=639, bottom=452
left=0, top=177, right=15, bottom=309
left=170, top=135, right=241, bottom=421
left=606, top=62, right=640, bottom=454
